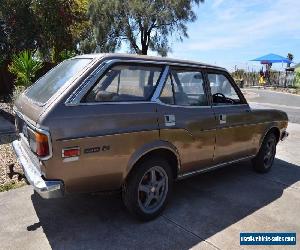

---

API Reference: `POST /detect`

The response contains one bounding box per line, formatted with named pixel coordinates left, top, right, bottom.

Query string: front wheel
left=122, top=158, right=173, bottom=221
left=252, top=133, right=277, bottom=173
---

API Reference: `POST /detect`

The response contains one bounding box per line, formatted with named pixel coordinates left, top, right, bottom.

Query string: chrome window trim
left=152, top=65, right=214, bottom=109
left=151, top=65, right=170, bottom=101
left=65, top=58, right=227, bottom=106
left=70, top=101, right=155, bottom=106
left=212, top=104, right=250, bottom=108
left=155, top=100, right=212, bottom=109
left=65, top=61, right=108, bottom=105
left=65, top=59, right=168, bottom=106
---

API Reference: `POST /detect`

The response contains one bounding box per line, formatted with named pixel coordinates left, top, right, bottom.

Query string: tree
left=0, top=0, right=39, bottom=59
left=32, top=0, right=89, bottom=63
left=287, top=53, right=294, bottom=68
left=87, top=0, right=204, bottom=56
left=0, top=19, right=8, bottom=64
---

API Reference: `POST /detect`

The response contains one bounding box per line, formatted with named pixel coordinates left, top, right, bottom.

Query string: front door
left=205, top=70, right=256, bottom=164
left=156, top=66, right=217, bottom=174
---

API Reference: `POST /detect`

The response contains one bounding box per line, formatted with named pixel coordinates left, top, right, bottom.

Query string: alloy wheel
left=137, top=166, right=168, bottom=214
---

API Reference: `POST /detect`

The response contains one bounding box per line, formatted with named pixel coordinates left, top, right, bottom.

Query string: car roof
left=74, top=53, right=227, bottom=71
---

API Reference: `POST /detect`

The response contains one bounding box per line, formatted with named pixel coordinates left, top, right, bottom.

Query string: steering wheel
left=212, top=92, right=234, bottom=104
left=213, top=92, right=226, bottom=99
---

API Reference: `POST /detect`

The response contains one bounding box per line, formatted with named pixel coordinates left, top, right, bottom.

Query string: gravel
left=0, top=133, right=25, bottom=188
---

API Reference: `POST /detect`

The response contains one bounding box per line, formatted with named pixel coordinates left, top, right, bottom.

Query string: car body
left=12, top=53, right=289, bottom=220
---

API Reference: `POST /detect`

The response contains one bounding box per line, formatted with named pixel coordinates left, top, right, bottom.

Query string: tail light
left=27, top=128, right=50, bottom=157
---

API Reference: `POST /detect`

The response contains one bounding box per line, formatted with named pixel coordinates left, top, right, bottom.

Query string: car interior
left=84, top=67, right=161, bottom=102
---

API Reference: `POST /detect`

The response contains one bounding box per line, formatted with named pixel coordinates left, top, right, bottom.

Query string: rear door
left=205, top=70, right=256, bottom=164
left=156, top=66, right=217, bottom=175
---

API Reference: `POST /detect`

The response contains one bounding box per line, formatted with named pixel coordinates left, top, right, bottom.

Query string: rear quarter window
left=25, top=58, right=92, bottom=105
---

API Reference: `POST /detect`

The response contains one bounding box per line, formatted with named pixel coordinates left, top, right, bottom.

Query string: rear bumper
left=280, top=130, right=289, bottom=141
left=12, top=140, right=64, bottom=199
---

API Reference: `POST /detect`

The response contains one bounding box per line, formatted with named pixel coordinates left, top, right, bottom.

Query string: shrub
left=295, top=71, right=300, bottom=88
left=8, top=50, right=42, bottom=87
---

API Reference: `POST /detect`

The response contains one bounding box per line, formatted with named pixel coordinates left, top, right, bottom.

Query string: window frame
left=204, top=69, right=248, bottom=106
left=81, top=62, right=166, bottom=104
left=158, top=66, right=211, bottom=108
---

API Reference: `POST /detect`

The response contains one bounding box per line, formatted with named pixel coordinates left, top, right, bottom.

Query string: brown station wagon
left=12, top=54, right=289, bottom=220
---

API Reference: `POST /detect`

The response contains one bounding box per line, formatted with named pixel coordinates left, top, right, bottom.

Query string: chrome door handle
left=219, top=114, right=226, bottom=124
left=164, top=114, right=176, bottom=127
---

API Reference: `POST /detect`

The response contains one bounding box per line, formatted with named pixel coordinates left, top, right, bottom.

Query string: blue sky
left=156, top=0, right=300, bottom=71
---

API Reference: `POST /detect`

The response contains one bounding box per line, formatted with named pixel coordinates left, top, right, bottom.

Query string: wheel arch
left=260, top=125, right=280, bottom=147
left=125, top=140, right=181, bottom=181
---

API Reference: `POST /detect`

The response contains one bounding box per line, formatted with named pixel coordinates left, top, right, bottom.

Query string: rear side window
left=84, top=64, right=163, bottom=102
left=26, top=59, right=92, bottom=104
left=159, top=68, right=208, bottom=106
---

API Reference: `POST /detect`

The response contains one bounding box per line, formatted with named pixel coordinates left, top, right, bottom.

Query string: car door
left=205, top=70, right=256, bottom=164
left=156, top=66, right=217, bottom=175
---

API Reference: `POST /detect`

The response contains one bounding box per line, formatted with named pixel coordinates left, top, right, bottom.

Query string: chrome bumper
left=12, top=140, right=64, bottom=199
left=280, top=131, right=289, bottom=141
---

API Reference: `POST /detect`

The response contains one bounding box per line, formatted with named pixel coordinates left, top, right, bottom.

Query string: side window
left=159, top=69, right=208, bottom=106
left=207, top=73, right=242, bottom=105
left=84, top=64, right=162, bottom=102
left=159, top=75, right=174, bottom=105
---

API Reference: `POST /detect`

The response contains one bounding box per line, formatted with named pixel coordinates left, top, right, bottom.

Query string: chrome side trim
left=12, top=140, right=64, bottom=199
left=177, top=155, right=255, bottom=179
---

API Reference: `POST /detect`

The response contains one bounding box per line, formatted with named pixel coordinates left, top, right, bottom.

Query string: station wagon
left=13, top=54, right=288, bottom=220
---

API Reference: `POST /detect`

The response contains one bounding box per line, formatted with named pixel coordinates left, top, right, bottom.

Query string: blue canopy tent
left=250, top=53, right=293, bottom=87
left=251, top=53, right=292, bottom=65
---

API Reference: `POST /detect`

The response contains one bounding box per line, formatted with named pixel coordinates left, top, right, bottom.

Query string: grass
left=0, top=181, right=26, bottom=192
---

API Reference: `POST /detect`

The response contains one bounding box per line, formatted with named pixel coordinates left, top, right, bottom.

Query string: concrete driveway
left=1, top=124, right=299, bottom=250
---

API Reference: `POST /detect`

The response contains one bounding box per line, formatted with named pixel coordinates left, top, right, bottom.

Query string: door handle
left=164, top=114, right=176, bottom=127
left=219, top=114, right=226, bottom=124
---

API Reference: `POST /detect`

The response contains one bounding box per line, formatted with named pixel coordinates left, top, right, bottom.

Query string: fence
left=232, top=71, right=297, bottom=88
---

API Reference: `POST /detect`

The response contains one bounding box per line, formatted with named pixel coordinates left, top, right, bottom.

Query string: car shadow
left=30, top=158, right=300, bottom=250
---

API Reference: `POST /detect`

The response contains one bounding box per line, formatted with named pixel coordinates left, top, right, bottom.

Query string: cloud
left=176, top=0, right=300, bottom=52
left=212, top=0, right=224, bottom=9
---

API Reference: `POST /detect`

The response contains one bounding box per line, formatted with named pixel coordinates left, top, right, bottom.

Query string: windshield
left=25, top=58, right=92, bottom=104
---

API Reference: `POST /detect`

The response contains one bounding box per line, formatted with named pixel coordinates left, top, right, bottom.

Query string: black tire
left=122, top=158, right=173, bottom=221
left=252, top=133, right=277, bottom=173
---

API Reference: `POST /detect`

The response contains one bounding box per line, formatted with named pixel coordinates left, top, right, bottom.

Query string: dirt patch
left=0, top=133, right=25, bottom=191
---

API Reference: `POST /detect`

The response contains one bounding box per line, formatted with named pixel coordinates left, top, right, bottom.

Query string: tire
left=122, top=158, right=173, bottom=221
left=252, top=133, right=277, bottom=173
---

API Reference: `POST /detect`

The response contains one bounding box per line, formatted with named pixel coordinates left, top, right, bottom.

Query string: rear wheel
left=122, top=158, right=173, bottom=221
left=252, top=133, right=277, bottom=173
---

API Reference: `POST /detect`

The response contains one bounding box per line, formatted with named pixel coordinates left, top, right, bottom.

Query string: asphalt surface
left=244, top=88, right=300, bottom=124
